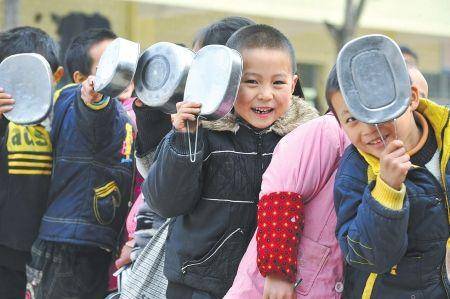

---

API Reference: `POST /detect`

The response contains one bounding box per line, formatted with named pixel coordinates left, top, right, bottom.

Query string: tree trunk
left=4, top=0, right=20, bottom=30
left=325, top=0, right=367, bottom=54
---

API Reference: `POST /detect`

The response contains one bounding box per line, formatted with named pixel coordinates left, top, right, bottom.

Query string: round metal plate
left=337, top=34, right=411, bottom=124
left=94, top=37, right=140, bottom=98
left=135, top=42, right=195, bottom=113
left=184, top=45, right=242, bottom=120
left=0, top=53, right=53, bottom=125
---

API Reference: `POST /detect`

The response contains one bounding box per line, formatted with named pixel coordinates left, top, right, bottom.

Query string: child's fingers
left=0, top=105, right=14, bottom=114
left=394, top=153, right=410, bottom=164
left=0, top=97, right=14, bottom=105
left=179, top=113, right=196, bottom=122
left=0, top=92, right=12, bottom=99
left=384, top=140, right=404, bottom=153
left=178, top=107, right=201, bottom=115
left=134, top=98, right=144, bottom=107
left=388, top=146, right=407, bottom=158
left=178, top=101, right=202, bottom=110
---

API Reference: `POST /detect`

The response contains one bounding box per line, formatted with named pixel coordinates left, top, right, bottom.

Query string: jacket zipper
left=181, top=228, right=243, bottom=274
left=257, top=133, right=263, bottom=171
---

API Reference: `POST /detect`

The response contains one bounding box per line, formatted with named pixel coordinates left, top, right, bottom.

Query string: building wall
left=1, top=0, right=448, bottom=108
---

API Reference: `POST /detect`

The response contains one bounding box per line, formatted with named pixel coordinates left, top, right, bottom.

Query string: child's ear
left=53, top=66, right=64, bottom=84
left=410, top=86, right=420, bottom=111
left=291, top=74, right=299, bottom=94
left=73, top=71, right=87, bottom=84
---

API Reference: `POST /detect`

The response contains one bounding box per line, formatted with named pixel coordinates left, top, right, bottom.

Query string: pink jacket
left=225, top=114, right=349, bottom=298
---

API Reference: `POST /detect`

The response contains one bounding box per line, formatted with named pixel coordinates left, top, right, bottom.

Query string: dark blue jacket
left=334, top=99, right=450, bottom=298
left=38, top=84, right=134, bottom=250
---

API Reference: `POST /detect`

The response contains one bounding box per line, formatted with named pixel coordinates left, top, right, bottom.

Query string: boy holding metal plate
left=143, top=24, right=318, bottom=298
left=331, top=35, right=450, bottom=297
left=0, top=26, right=63, bottom=299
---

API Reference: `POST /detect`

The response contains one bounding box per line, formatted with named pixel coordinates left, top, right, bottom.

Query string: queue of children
left=0, top=13, right=449, bottom=299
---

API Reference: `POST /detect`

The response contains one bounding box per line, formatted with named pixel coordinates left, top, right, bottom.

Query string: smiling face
left=234, top=48, right=297, bottom=129
left=331, top=88, right=421, bottom=158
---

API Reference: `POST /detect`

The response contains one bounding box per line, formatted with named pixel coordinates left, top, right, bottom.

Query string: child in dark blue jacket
left=329, top=59, right=450, bottom=298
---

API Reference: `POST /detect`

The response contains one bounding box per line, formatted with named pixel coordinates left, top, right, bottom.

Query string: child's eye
left=346, top=117, right=357, bottom=124
left=244, top=79, right=258, bottom=84
left=273, top=80, right=286, bottom=85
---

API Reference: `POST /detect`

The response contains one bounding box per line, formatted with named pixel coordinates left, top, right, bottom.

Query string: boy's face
left=331, top=89, right=420, bottom=158
left=234, top=48, right=297, bottom=129
left=89, top=39, right=113, bottom=76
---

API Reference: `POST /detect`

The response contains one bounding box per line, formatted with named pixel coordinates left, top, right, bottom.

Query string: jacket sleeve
left=257, top=115, right=348, bottom=282
left=133, top=103, right=173, bottom=178
left=334, top=156, right=410, bottom=274
left=142, top=128, right=206, bottom=218
left=73, top=90, right=119, bottom=152
left=133, top=102, right=172, bottom=157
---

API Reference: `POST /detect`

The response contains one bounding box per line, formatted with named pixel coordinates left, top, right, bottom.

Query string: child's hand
left=172, top=101, right=202, bottom=133
left=134, top=98, right=144, bottom=108
left=0, top=87, right=15, bottom=118
left=379, top=140, right=411, bottom=190
left=81, top=76, right=103, bottom=105
left=115, top=243, right=133, bottom=269
left=263, top=275, right=297, bottom=299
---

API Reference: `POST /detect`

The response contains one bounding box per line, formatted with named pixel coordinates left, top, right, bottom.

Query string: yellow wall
left=1, top=0, right=447, bottom=109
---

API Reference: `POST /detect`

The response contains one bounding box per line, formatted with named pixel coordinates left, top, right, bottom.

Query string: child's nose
left=258, top=85, right=274, bottom=101
left=361, top=122, right=378, bottom=135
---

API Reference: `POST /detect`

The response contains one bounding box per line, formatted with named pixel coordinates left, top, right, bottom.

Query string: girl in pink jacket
left=225, top=111, right=349, bottom=298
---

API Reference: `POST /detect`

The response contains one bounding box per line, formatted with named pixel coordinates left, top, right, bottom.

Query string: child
left=331, top=55, right=450, bottom=297
left=124, top=16, right=257, bottom=265
left=64, top=28, right=117, bottom=84
left=28, top=29, right=135, bottom=299
left=144, top=24, right=318, bottom=298
left=0, top=26, right=63, bottom=299
left=225, top=70, right=350, bottom=298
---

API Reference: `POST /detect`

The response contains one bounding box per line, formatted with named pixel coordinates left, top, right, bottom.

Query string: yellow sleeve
left=371, top=176, right=406, bottom=210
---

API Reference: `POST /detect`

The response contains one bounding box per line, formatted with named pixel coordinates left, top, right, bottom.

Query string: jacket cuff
left=84, top=96, right=110, bottom=110
left=371, top=176, right=406, bottom=210
left=257, top=192, right=304, bottom=283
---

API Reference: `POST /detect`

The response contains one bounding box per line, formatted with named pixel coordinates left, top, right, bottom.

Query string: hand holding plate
left=173, top=101, right=202, bottom=133
left=81, top=76, right=104, bottom=106
left=0, top=88, right=14, bottom=117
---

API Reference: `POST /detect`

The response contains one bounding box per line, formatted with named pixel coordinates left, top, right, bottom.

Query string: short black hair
left=64, top=28, right=117, bottom=81
left=400, top=45, right=418, bottom=64
left=226, top=24, right=297, bottom=74
left=193, top=16, right=256, bottom=48
left=0, top=26, right=60, bottom=73
left=325, top=65, right=340, bottom=115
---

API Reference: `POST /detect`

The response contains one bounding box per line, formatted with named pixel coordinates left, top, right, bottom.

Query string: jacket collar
left=202, top=96, right=319, bottom=136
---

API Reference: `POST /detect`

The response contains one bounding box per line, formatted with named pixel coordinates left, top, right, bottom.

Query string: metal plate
left=337, top=34, right=411, bottom=124
left=184, top=45, right=243, bottom=120
left=0, top=53, right=53, bottom=125
left=94, top=37, right=140, bottom=98
left=135, top=42, right=195, bottom=113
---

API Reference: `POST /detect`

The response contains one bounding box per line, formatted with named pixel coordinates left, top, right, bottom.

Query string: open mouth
left=251, top=107, right=274, bottom=115
left=368, top=135, right=388, bottom=145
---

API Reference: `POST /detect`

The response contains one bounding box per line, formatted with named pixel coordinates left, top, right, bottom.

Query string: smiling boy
left=330, top=59, right=450, bottom=297
left=144, top=24, right=318, bottom=299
